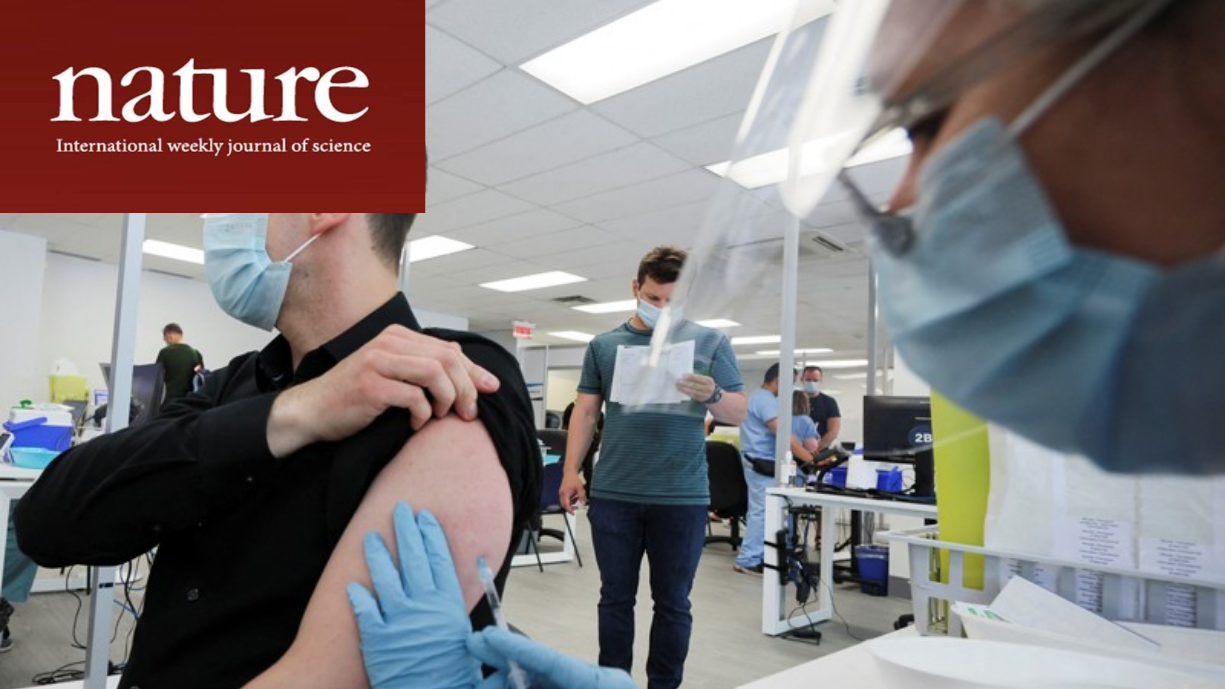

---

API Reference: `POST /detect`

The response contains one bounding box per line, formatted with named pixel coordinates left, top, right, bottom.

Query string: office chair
left=544, top=411, right=563, bottom=430
left=705, top=441, right=747, bottom=550
left=525, top=429, right=583, bottom=570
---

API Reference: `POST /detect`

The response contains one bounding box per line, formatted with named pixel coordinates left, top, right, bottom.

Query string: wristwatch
left=702, top=384, right=723, bottom=406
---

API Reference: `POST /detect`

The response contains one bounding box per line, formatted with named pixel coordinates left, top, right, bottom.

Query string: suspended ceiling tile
left=651, top=112, right=744, bottom=166
left=427, top=0, right=655, bottom=66
left=500, top=142, right=689, bottom=207
left=426, top=70, right=577, bottom=161
left=436, top=109, right=638, bottom=187
left=443, top=208, right=584, bottom=247
left=553, top=170, right=721, bottom=224
left=426, top=25, right=503, bottom=106
left=416, top=189, right=537, bottom=234
left=591, top=40, right=771, bottom=139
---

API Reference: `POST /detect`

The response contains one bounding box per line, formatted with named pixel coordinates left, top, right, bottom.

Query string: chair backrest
left=536, top=429, right=568, bottom=511
left=706, top=441, right=747, bottom=516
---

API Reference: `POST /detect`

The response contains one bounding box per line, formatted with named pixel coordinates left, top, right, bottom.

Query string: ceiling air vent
left=552, top=295, right=597, bottom=306
left=811, top=234, right=845, bottom=253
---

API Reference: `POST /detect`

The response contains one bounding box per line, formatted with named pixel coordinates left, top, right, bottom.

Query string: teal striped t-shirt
left=578, top=320, right=744, bottom=505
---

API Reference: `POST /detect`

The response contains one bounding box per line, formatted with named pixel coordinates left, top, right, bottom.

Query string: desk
left=0, top=465, right=37, bottom=599
left=762, top=487, right=937, bottom=636
left=738, top=626, right=917, bottom=688
left=17, top=676, right=121, bottom=689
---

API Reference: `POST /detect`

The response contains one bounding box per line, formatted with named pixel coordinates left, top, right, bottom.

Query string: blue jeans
left=587, top=498, right=707, bottom=689
left=735, top=461, right=776, bottom=568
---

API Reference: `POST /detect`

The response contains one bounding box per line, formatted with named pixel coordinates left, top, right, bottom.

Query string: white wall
left=37, top=253, right=272, bottom=396
left=32, top=252, right=470, bottom=400
left=0, top=231, right=49, bottom=404
left=545, top=368, right=582, bottom=414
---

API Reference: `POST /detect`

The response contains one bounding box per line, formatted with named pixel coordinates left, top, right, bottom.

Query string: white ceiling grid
left=4, top=1, right=908, bottom=367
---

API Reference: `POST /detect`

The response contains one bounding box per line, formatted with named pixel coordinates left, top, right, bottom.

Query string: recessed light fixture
left=806, top=359, right=869, bottom=369
left=480, top=271, right=587, bottom=293
left=549, top=331, right=596, bottom=343
left=753, top=347, right=835, bottom=356
left=572, top=299, right=638, bottom=314
left=408, top=235, right=474, bottom=263
left=705, top=128, right=913, bottom=190
left=696, top=318, right=741, bottom=328
left=731, top=335, right=781, bottom=346
left=143, top=239, right=203, bottom=265
left=834, top=372, right=867, bottom=380
left=521, top=0, right=834, bottom=105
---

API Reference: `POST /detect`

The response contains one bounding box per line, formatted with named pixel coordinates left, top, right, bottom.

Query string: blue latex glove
left=346, top=502, right=480, bottom=689
left=468, top=627, right=638, bottom=689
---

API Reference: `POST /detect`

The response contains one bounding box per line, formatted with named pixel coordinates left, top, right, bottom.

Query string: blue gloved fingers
left=469, top=628, right=638, bottom=689
left=392, top=501, right=435, bottom=596
left=417, top=510, right=465, bottom=604
left=364, top=532, right=409, bottom=616
left=346, top=581, right=384, bottom=629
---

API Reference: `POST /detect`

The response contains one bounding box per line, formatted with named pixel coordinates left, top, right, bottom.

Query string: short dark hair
left=367, top=213, right=418, bottom=270
left=637, top=245, right=687, bottom=287
left=764, top=363, right=781, bottom=384
left=163, top=323, right=182, bottom=336
left=802, top=365, right=823, bottom=377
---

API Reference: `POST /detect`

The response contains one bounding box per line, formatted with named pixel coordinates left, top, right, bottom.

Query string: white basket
left=883, top=525, right=1225, bottom=637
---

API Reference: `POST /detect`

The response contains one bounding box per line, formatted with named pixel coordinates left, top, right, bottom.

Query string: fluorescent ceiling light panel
left=705, top=128, right=913, bottom=190
left=408, top=235, right=474, bottom=263
left=549, top=331, right=596, bottom=343
left=753, top=347, right=835, bottom=356
left=479, top=271, right=587, bottom=293
left=834, top=372, right=867, bottom=380
left=521, top=0, right=834, bottom=105
left=731, top=335, right=781, bottom=346
left=807, top=359, right=869, bottom=369
left=573, top=299, right=638, bottom=314
left=143, top=240, right=203, bottom=265
left=695, top=318, right=741, bottom=328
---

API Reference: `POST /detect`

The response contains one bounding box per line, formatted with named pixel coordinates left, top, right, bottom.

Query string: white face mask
left=203, top=213, right=320, bottom=331
left=803, top=381, right=820, bottom=394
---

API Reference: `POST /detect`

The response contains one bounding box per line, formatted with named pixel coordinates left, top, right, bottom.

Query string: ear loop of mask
left=1006, top=0, right=1174, bottom=139
left=282, top=233, right=321, bottom=264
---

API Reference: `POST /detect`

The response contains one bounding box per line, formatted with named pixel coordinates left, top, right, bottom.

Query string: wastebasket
left=855, top=544, right=889, bottom=596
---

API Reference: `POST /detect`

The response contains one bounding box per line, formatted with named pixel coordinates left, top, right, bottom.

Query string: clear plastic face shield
left=623, top=0, right=1166, bottom=431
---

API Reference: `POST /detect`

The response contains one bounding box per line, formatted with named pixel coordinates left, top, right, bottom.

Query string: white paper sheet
left=610, top=340, right=694, bottom=406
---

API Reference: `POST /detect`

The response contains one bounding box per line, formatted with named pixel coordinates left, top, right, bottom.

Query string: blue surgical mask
left=803, top=381, right=820, bottom=395
left=873, top=116, right=1223, bottom=474
left=635, top=299, right=661, bottom=330
left=203, top=213, right=320, bottom=331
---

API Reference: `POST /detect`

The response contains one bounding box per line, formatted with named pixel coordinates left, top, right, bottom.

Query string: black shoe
left=0, top=627, right=12, bottom=653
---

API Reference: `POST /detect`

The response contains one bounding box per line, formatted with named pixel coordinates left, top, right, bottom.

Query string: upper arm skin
left=245, top=415, right=513, bottom=689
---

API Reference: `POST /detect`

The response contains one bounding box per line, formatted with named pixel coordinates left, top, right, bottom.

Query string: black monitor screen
left=862, top=395, right=932, bottom=459
left=863, top=395, right=936, bottom=498
left=100, top=363, right=165, bottom=425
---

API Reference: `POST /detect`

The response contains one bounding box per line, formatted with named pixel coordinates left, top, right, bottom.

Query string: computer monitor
left=863, top=395, right=935, bottom=497
left=100, top=363, right=166, bottom=425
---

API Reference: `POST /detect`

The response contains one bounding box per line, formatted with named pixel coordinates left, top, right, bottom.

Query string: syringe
left=477, top=557, right=529, bottom=689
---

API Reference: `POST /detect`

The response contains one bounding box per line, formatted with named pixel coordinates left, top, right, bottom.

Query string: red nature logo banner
left=0, top=0, right=425, bottom=209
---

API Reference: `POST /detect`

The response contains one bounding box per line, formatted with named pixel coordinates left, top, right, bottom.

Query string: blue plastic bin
left=854, top=544, right=889, bottom=596
left=875, top=467, right=903, bottom=492
left=825, top=466, right=847, bottom=487
left=10, top=447, right=61, bottom=470
left=4, top=417, right=73, bottom=452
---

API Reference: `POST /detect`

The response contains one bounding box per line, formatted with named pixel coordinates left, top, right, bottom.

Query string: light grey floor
left=0, top=515, right=911, bottom=689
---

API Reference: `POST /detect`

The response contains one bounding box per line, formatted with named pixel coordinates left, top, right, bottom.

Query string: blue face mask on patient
left=203, top=213, right=320, bottom=331
left=871, top=117, right=1224, bottom=474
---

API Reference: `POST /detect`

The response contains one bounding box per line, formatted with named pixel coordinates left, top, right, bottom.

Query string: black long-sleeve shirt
left=15, top=295, right=541, bottom=689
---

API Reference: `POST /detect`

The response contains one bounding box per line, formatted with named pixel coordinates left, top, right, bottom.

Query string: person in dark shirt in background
left=155, top=322, right=204, bottom=403
left=801, top=365, right=841, bottom=452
